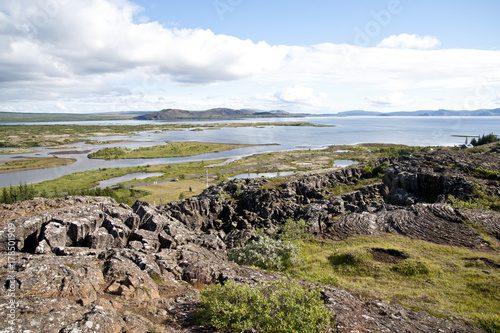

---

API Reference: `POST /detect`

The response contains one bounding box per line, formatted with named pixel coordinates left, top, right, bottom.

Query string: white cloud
left=378, top=34, right=441, bottom=50
left=0, top=0, right=499, bottom=112
left=56, top=102, right=67, bottom=111
left=0, top=0, right=289, bottom=88
left=271, top=86, right=328, bottom=108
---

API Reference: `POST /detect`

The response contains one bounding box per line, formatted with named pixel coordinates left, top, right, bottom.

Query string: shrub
left=229, top=235, right=300, bottom=271
left=362, top=161, right=390, bottom=178
left=279, top=218, right=310, bottom=241
left=471, top=133, right=499, bottom=146
left=392, top=259, right=429, bottom=276
left=195, top=279, right=332, bottom=333
left=474, top=167, right=500, bottom=180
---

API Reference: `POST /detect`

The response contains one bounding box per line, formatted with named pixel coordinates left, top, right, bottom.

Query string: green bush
left=362, top=161, right=390, bottom=178
left=471, top=133, right=499, bottom=146
left=447, top=184, right=500, bottom=211
left=229, top=235, right=300, bottom=271
left=392, top=259, right=430, bottom=276
left=195, top=279, right=332, bottom=333
left=279, top=218, right=310, bottom=241
left=474, top=167, right=500, bottom=180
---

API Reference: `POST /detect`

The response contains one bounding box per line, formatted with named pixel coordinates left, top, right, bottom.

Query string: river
left=1, top=116, right=498, bottom=187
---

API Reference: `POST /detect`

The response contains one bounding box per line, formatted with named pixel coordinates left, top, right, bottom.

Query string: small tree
left=196, top=279, right=332, bottom=333
left=229, top=235, right=300, bottom=271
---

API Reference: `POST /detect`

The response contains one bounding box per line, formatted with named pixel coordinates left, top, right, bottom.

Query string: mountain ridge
left=0, top=107, right=499, bottom=123
left=331, top=108, right=500, bottom=117
left=134, top=108, right=305, bottom=120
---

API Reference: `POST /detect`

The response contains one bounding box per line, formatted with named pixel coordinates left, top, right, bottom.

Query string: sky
left=0, top=0, right=499, bottom=114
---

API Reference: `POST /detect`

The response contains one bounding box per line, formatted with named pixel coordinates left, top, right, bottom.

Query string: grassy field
left=30, top=165, right=153, bottom=194
left=87, top=142, right=262, bottom=159
left=287, top=235, right=500, bottom=329
left=136, top=179, right=208, bottom=204
left=0, top=157, right=76, bottom=173
left=0, top=148, right=38, bottom=155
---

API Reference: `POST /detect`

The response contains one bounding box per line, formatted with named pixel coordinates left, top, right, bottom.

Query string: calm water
left=229, top=171, right=299, bottom=180
left=333, top=160, right=360, bottom=167
left=1, top=116, right=498, bottom=187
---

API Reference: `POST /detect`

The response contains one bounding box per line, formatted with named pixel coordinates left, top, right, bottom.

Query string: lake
left=1, top=116, right=498, bottom=187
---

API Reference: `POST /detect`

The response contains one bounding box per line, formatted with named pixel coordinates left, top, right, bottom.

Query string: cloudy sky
left=1, top=0, right=499, bottom=113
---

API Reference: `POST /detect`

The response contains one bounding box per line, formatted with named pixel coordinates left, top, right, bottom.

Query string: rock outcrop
left=0, top=148, right=498, bottom=332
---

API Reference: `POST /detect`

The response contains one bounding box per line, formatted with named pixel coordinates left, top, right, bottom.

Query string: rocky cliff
left=0, top=148, right=498, bottom=332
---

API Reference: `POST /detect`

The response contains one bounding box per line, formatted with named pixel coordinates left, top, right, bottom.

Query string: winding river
left=1, top=116, right=499, bottom=187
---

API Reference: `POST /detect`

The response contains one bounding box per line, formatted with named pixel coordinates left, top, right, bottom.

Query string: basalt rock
left=0, top=148, right=498, bottom=332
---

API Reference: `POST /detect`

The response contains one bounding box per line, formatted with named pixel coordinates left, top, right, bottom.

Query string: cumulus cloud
left=0, top=0, right=289, bottom=90
left=378, top=33, right=441, bottom=49
left=0, top=0, right=500, bottom=112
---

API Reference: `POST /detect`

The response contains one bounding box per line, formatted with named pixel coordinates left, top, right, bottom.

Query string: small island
left=87, top=141, right=269, bottom=160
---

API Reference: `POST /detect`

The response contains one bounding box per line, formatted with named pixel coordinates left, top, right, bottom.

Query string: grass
left=87, top=142, right=259, bottom=159
left=447, top=183, right=500, bottom=211
left=31, top=166, right=153, bottom=195
left=136, top=179, right=207, bottom=204
left=0, top=157, right=76, bottom=173
left=0, top=143, right=446, bottom=206
left=0, top=148, right=38, bottom=154
left=286, top=234, right=500, bottom=327
left=327, top=177, right=382, bottom=196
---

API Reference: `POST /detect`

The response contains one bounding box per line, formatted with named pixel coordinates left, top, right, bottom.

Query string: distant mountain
left=334, top=108, right=500, bottom=117
left=0, top=111, right=150, bottom=123
left=135, top=108, right=305, bottom=120
left=329, top=110, right=383, bottom=116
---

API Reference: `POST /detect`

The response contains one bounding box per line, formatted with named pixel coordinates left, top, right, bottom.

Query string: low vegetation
left=286, top=235, right=500, bottom=328
left=1, top=183, right=38, bottom=204
left=196, top=279, right=332, bottom=333
left=447, top=183, right=500, bottom=211
left=87, top=142, right=256, bottom=159
left=229, top=235, right=300, bottom=271
left=229, top=219, right=309, bottom=271
left=0, top=157, right=76, bottom=173
left=474, top=167, right=500, bottom=180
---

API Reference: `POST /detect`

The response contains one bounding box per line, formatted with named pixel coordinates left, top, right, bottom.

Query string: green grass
left=87, top=142, right=258, bottom=159
left=287, top=235, right=500, bottom=327
left=474, top=167, right=500, bottom=180
left=31, top=166, right=153, bottom=195
left=0, top=157, right=76, bottom=173
left=447, top=183, right=500, bottom=211
left=327, top=177, right=382, bottom=196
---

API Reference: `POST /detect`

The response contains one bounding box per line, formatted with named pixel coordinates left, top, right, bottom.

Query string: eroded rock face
left=0, top=148, right=498, bottom=332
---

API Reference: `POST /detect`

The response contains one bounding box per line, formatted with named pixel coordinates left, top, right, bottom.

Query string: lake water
left=333, top=160, right=360, bottom=168
left=95, top=172, right=164, bottom=189
left=1, top=116, right=498, bottom=187
left=229, top=171, right=298, bottom=180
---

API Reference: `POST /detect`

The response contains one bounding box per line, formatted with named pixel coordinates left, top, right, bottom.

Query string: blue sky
left=137, top=0, right=500, bottom=49
left=0, top=0, right=499, bottom=113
